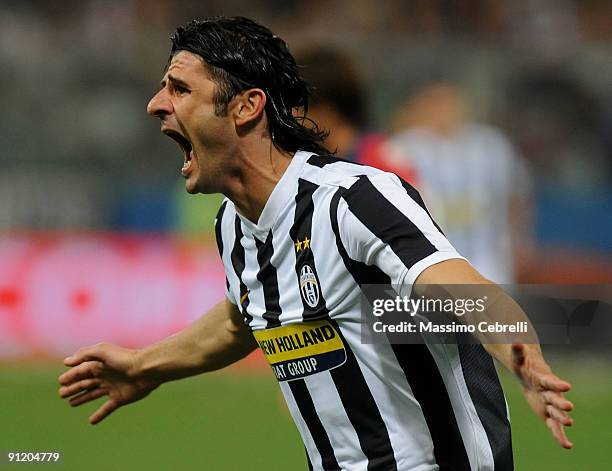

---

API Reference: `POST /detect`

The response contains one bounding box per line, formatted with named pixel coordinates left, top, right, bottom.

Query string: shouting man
left=58, top=17, right=573, bottom=471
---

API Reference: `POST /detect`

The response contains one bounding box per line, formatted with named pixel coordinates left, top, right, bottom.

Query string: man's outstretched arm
left=58, top=299, right=256, bottom=425
left=415, top=259, right=574, bottom=449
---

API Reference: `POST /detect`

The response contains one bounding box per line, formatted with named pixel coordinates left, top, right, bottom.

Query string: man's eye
left=175, top=85, right=190, bottom=95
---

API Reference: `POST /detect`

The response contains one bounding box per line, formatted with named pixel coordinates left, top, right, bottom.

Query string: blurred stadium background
left=1, top=1, right=611, bottom=469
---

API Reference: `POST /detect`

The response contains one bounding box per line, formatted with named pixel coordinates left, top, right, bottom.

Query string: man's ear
left=232, top=88, right=267, bottom=127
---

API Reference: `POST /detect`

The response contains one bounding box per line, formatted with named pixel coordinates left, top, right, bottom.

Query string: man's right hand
left=58, top=343, right=160, bottom=425
left=58, top=300, right=256, bottom=425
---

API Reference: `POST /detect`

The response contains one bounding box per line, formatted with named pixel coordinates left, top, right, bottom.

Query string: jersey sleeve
left=336, top=173, right=465, bottom=293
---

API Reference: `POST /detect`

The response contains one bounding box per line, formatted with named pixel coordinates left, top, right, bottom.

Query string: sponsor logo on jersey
left=299, top=264, right=319, bottom=308
left=253, top=320, right=346, bottom=381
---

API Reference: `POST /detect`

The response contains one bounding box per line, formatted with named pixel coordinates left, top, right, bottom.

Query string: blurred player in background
left=391, top=83, right=534, bottom=283
left=296, top=44, right=419, bottom=185
left=58, top=17, right=573, bottom=471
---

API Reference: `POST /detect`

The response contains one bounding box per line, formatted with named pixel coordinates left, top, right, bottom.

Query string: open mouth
left=163, top=129, right=194, bottom=177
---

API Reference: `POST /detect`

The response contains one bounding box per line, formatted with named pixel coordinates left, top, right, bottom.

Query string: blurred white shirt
left=393, top=123, right=531, bottom=283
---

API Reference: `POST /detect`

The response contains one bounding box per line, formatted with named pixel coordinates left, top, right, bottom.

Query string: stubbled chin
left=185, top=177, right=198, bottom=194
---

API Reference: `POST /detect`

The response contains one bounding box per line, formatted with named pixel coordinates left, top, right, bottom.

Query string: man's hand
left=59, top=300, right=256, bottom=425
left=416, top=259, right=575, bottom=449
left=511, top=344, right=574, bottom=449
left=58, top=343, right=159, bottom=425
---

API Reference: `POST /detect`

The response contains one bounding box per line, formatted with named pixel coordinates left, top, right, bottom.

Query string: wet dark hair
left=296, top=45, right=367, bottom=129
left=170, top=16, right=330, bottom=155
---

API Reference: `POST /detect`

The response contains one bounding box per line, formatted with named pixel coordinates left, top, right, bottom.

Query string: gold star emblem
left=295, top=240, right=303, bottom=252
left=303, top=237, right=310, bottom=250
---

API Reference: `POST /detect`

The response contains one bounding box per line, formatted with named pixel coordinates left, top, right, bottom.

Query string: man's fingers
left=546, top=405, right=573, bottom=426
left=89, top=399, right=118, bottom=425
left=539, top=373, right=571, bottom=392
left=69, top=388, right=107, bottom=407
left=546, top=417, right=573, bottom=449
left=58, top=361, right=103, bottom=386
left=63, top=343, right=109, bottom=367
left=59, top=378, right=100, bottom=399
left=542, top=391, right=574, bottom=411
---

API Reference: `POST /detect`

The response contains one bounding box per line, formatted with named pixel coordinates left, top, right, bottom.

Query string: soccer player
left=58, top=17, right=573, bottom=470
left=391, top=82, right=533, bottom=284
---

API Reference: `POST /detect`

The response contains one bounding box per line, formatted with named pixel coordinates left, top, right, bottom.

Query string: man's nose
left=147, top=90, right=173, bottom=117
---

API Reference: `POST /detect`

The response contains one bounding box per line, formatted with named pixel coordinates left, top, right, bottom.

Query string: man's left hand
left=511, top=343, right=574, bottom=449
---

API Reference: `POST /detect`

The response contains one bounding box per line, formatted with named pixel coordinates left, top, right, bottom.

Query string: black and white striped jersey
left=214, top=150, right=513, bottom=471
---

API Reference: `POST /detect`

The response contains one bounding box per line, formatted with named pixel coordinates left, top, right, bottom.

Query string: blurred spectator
left=295, top=44, right=418, bottom=184
left=1, top=0, right=610, bottom=244
left=392, top=83, right=534, bottom=283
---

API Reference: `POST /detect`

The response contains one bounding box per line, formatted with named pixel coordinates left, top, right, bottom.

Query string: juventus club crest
left=299, top=264, right=320, bottom=308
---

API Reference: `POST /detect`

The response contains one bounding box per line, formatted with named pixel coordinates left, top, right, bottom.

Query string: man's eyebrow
left=162, top=75, right=190, bottom=89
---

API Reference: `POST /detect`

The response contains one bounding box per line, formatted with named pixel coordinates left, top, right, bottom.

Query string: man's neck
left=223, top=144, right=293, bottom=224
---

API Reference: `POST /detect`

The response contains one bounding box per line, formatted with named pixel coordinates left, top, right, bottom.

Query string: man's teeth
left=181, top=150, right=194, bottom=174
